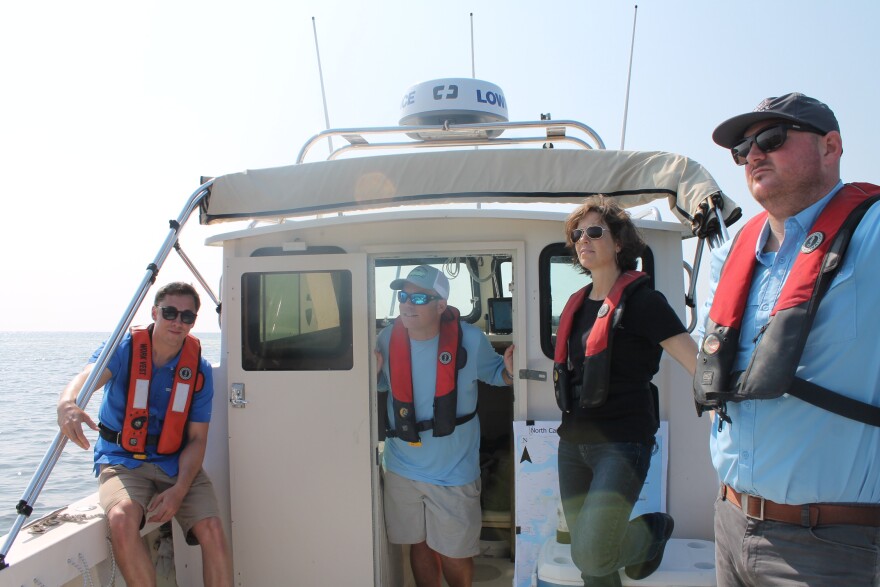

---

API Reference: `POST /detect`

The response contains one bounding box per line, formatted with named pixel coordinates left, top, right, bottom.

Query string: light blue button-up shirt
left=699, top=181, right=880, bottom=504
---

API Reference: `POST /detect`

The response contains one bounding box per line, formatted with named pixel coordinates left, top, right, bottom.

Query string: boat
left=0, top=78, right=739, bottom=586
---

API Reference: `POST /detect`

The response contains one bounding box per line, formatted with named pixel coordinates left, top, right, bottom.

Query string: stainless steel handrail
left=296, top=119, right=606, bottom=163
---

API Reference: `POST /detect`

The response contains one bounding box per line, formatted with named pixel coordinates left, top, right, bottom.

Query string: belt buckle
left=742, top=493, right=765, bottom=521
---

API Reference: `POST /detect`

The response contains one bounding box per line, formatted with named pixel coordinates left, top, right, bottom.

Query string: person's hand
left=503, top=344, right=515, bottom=374
left=57, top=400, right=98, bottom=450
left=147, top=484, right=186, bottom=524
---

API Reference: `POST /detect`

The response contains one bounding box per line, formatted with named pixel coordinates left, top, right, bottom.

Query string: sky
left=2, top=0, right=879, bottom=332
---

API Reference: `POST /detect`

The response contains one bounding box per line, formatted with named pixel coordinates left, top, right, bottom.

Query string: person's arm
left=146, top=420, right=209, bottom=524
left=57, top=363, right=110, bottom=449
left=659, top=332, right=698, bottom=377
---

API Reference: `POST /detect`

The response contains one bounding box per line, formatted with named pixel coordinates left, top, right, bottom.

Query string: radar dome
left=399, top=78, right=508, bottom=139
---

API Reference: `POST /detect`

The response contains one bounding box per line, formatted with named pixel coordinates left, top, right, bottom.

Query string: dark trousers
left=557, top=439, right=657, bottom=587
left=715, top=492, right=880, bottom=586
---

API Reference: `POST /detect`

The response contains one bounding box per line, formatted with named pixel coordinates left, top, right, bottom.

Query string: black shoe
left=624, top=513, right=674, bottom=580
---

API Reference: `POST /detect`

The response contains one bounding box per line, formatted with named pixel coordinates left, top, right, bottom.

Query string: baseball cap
left=712, top=92, right=839, bottom=148
left=390, top=265, right=450, bottom=299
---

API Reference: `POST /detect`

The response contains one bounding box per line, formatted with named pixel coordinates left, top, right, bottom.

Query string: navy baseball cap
left=712, top=93, right=839, bottom=148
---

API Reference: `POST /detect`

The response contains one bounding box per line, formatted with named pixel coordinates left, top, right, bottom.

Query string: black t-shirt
left=557, top=285, right=687, bottom=445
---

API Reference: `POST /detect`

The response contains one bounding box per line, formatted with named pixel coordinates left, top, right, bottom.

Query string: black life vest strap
left=729, top=371, right=880, bottom=427
left=98, top=422, right=160, bottom=447
left=789, top=378, right=880, bottom=427
left=384, top=409, right=478, bottom=439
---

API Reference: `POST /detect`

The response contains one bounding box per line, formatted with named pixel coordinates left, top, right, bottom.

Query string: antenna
left=311, top=16, right=334, bottom=155
left=470, top=13, right=476, bottom=78
left=620, top=5, right=638, bottom=149
left=470, top=12, right=481, bottom=206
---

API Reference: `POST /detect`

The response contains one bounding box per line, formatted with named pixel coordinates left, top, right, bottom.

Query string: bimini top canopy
left=201, top=148, right=740, bottom=236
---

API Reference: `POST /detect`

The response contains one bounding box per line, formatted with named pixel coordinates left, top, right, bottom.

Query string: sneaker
left=624, top=513, right=674, bottom=580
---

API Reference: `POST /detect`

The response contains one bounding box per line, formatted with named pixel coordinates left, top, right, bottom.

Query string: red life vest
left=694, top=183, right=880, bottom=424
left=553, top=271, right=649, bottom=412
left=121, top=325, right=204, bottom=457
left=388, top=306, right=467, bottom=443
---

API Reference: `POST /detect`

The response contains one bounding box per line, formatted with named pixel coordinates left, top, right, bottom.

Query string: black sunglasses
left=570, top=225, right=607, bottom=242
left=397, top=291, right=443, bottom=305
left=731, top=123, right=823, bottom=165
left=157, top=305, right=197, bottom=325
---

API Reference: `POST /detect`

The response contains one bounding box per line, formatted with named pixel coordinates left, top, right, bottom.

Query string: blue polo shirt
left=699, top=181, right=880, bottom=504
left=89, top=331, right=214, bottom=477
left=377, top=322, right=506, bottom=486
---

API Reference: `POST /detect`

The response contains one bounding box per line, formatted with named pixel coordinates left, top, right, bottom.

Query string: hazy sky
left=2, top=0, right=878, bottom=332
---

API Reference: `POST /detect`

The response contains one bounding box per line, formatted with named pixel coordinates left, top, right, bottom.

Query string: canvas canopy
left=201, top=149, right=739, bottom=235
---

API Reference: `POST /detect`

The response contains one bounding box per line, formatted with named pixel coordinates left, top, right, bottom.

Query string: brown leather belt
left=722, top=484, right=880, bottom=527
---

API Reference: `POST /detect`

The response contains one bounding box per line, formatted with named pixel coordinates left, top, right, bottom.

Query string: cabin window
left=538, top=243, right=654, bottom=359
left=240, top=270, right=353, bottom=370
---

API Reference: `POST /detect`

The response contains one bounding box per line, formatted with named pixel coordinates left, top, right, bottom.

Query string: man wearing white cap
left=376, top=265, right=514, bottom=587
left=696, top=93, right=880, bottom=585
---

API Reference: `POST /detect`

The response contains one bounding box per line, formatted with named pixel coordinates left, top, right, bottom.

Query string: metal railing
left=296, top=119, right=606, bottom=163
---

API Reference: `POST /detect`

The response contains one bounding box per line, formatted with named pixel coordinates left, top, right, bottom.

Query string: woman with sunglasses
left=554, top=195, right=697, bottom=586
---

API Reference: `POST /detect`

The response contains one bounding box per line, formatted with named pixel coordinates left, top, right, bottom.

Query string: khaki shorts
left=99, top=463, right=220, bottom=545
left=382, top=469, right=481, bottom=559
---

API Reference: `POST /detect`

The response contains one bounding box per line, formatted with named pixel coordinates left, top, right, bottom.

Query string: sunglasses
left=397, top=291, right=443, bottom=305
left=157, top=305, right=197, bottom=325
left=570, top=225, right=607, bottom=242
left=731, top=123, right=823, bottom=165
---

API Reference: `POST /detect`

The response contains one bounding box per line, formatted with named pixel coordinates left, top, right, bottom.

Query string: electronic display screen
left=488, top=298, right=512, bottom=334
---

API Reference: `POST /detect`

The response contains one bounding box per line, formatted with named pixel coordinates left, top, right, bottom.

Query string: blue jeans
left=557, top=439, right=656, bottom=587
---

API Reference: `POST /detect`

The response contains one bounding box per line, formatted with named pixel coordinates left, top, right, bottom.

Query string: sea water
left=0, top=331, right=220, bottom=532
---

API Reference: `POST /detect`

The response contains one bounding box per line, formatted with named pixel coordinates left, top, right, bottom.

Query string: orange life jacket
left=553, top=271, right=649, bottom=412
left=121, top=325, right=204, bottom=457
left=694, top=183, right=880, bottom=426
left=387, top=306, right=468, bottom=443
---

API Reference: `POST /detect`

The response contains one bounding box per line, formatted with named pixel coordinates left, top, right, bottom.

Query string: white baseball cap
left=390, top=265, right=450, bottom=299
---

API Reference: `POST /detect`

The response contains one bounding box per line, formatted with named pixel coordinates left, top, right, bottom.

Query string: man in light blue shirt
left=698, top=93, right=880, bottom=586
left=376, top=265, right=513, bottom=587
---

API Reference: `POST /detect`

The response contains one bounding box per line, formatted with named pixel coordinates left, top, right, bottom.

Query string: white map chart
left=513, top=421, right=668, bottom=587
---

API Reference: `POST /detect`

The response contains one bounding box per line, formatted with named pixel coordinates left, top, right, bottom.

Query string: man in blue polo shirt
left=58, top=282, right=232, bottom=586
left=376, top=265, right=514, bottom=587
left=697, top=94, right=880, bottom=585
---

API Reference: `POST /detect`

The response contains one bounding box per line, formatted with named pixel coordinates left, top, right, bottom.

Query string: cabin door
left=225, top=253, right=373, bottom=585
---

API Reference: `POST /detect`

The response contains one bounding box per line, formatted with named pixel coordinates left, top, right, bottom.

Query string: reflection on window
left=241, top=270, right=353, bottom=371
left=549, top=256, right=590, bottom=337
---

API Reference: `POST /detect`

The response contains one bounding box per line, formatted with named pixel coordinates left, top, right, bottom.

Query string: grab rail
left=296, top=119, right=606, bottom=163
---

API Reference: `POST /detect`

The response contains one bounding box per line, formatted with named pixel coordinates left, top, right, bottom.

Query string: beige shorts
left=99, top=463, right=220, bottom=545
left=382, top=469, right=482, bottom=559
